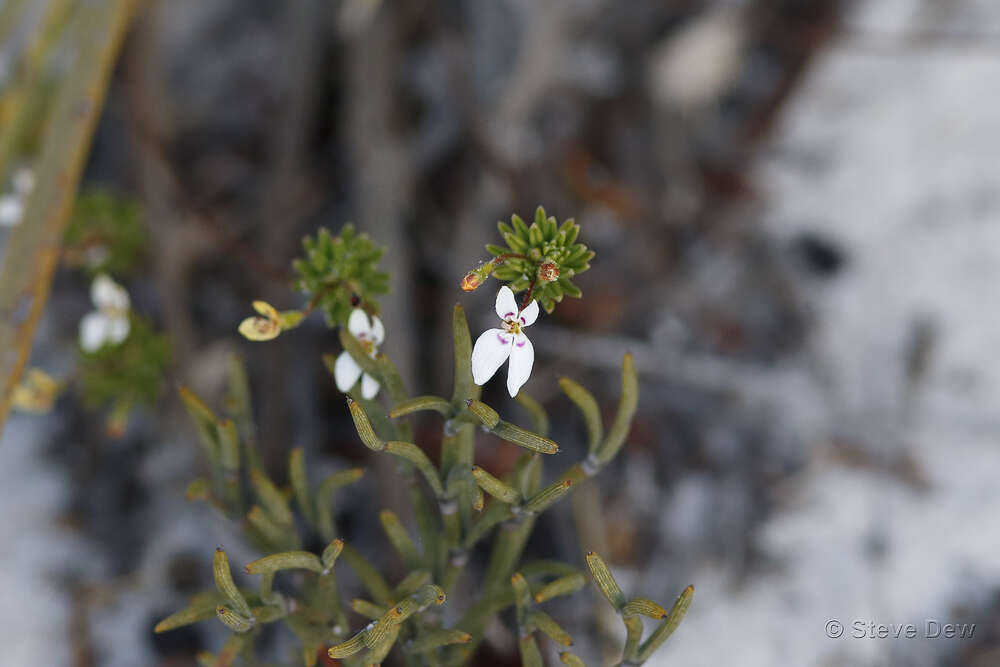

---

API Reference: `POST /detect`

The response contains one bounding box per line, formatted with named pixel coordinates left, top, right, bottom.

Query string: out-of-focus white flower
left=334, top=307, right=385, bottom=399
left=79, top=273, right=131, bottom=352
left=0, top=168, right=35, bottom=227
left=0, top=194, right=24, bottom=227
left=471, top=285, right=539, bottom=397
left=12, top=168, right=34, bottom=196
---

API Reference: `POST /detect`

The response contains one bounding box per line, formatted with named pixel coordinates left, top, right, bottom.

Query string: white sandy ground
left=0, top=418, right=83, bottom=666
left=653, top=1, right=1000, bottom=665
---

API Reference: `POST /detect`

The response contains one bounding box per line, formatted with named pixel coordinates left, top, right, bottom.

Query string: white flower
left=471, top=285, right=539, bottom=397
left=334, top=308, right=385, bottom=399
left=79, top=273, right=131, bottom=352
left=12, top=168, right=34, bottom=196
left=0, top=194, right=24, bottom=227
left=0, top=168, right=34, bottom=228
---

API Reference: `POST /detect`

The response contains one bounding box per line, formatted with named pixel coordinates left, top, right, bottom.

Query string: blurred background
left=3, top=0, right=1000, bottom=665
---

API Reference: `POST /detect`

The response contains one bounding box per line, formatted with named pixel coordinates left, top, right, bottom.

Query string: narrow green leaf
left=347, top=397, right=385, bottom=451
left=471, top=465, right=522, bottom=505
left=379, top=510, right=422, bottom=568
left=216, top=604, right=254, bottom=633
left=328, top=631, right=367, bottom=659
left=154, top=597, right=218, bottom=633
left=411, top=583, right=447, bottom=609
left=522, top=479, right=573, bottom=514
left=389, top=395, right=453, bottom=419
left=534, top=573, right=586, bottom=603
left=384, top=441, right=444, bottom=497
left=493, top=420, right=559, bottom=454
left=316, top=468, right=364, bottom=540
left=248, top=470, right=294, bottom=526
left=451, top=305, right=480, bottom=404
left=518, top=635, right=544, bottom=667
left=596, top=353, right=638, bottom=464
left=341, top=543, right=392, bottom=604
left=250, top=605, right=286, bottom=624
left=623, top=597, right=668, bottom=619
left=636, top=585, right=694, bottom=662
left=520, top=560, right=581, bottom=579
left=527, top=610, right=573, bottom=646
left=247, top=505, right=298, bottom=551
left=391, top=569, right=431, bottom=600
left=366, top=622, right=400, bottom=664
left=585, top=551, right=625, bottom=610
left=375, top=352, right=408, bottom=407
left=321, top=538, right=345, bottom=570
left=179, top=387, right=221, bottom=464
left=289, top=448, right=316, bottom=527
left=511, top=572, right=531, bottom=608
left=464, top=499, right=513, bottom=548
left=351, top=598, right=384, bottom=620
left=558, top=377, right=603, bottom=454
left=244, top=551, right=323, bottom=575
left=465, top=399, right=499, bottom=429
left=217, top=419, right=241, bottom=512
left=213, top=549, right=251, bottom=617
left=407, top=629, right=472, bottom=652
left=560, top=652, right=586, bottom=667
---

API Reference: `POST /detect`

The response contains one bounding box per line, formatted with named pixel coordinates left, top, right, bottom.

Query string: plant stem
left=519, top=276, right=537, bottom=311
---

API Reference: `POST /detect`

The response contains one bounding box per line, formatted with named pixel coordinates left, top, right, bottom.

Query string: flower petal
left=80, top=312, right=111, bottom=352
left=333, top=350, right=363, bottom=392
left=494, top=286, right=519, bottom=321
left=360, top=373, right=381, bottom=399
left=252, top=300, right=278, bottom=320
left=91, top=273, right=129, bottom=311
left=506, top=333, right=534, bottom=397
left=238, top=316, right=280, bottom=341
left=348, top=307, right=371, bottom=339
left=471, top=328, right=513, bottom=386
left=369, top=315, right=385, bottom=346
left=0, top=195, right=23, bottom=227
left=107, top=316, right=130, bottom=345
left=518, top=299, right=539, bottom=327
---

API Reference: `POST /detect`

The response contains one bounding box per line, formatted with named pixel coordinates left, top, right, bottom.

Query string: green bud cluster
left=487, top=206, right=594, bottom=313
left=292, top=224, right=389, bottom=327
left=63, top=189, right=147, bottom=276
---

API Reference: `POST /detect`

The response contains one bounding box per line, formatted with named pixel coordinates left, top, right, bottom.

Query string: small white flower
left=0, top=194, right=24, bottom=227
left=0, top=168, right=34, bottom=228
left=12, top=168, right=34, bottom=197
left=79, top=273, right=131, bottom=352
left=471, top=285, right=539, bottom=397
left=334, top=308, right=385, bottom=399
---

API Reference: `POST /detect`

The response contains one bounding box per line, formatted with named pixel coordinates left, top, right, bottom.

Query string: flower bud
left=461, top=272, right=482, bottom=292
left=538, top=262, right=560, bottom=283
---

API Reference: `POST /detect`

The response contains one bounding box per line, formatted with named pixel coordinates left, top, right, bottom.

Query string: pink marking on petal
left=515, top=339, right=526, bottom=347
left=496, top=333, right=510, bottom=345
left=503, top=312, right=515, bottom=319
left=519, top=316, right=526, bottom=324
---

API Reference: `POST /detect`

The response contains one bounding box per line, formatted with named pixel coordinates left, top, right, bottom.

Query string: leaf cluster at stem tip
left=468, top=206, right=594, bottom=313
left=292, top=224, right=389, bottom=327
